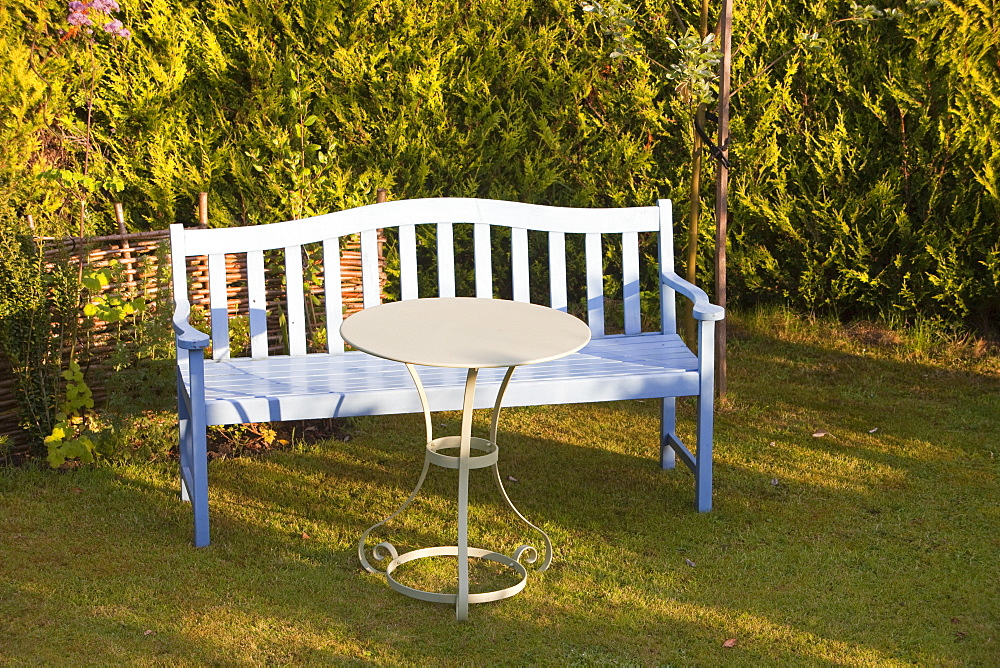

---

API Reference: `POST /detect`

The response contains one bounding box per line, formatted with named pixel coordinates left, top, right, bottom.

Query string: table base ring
left=426, top=436, right=498, bottom=469
left=384, top=545, right=534, bottom=605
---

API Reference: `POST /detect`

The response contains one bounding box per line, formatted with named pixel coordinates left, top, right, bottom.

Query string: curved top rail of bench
left=171, top=197, right=663, bottom=256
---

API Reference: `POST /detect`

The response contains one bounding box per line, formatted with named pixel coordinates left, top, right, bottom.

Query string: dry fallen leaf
left=812, top=430, right=829, bottom=438
left=301, top=532, right=311, bottom=540
left=143, top=630, right=155, bottom=636
left=769, top=441, right=776, bottom=447
left=507, top=475, right=519, bottom=483
left=685, top=558, right=697, bottom=568
left=71, top=487, right=83, bottom=494
left=723, top=638, right=737, bottom=648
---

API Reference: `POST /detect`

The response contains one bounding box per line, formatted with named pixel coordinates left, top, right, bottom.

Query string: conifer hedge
left=1, top=0, right=998, bottom=324
left=722, top=0, right=1000, bottom=324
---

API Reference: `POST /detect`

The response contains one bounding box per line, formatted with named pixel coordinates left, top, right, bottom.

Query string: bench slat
left=284, top=245, right=307, bottom=356
left=657, top=200, right=677, bottom=331
left=247, top=249, right=268, bottom=358
left=399, top=224, right=418, bottom=300
left=361, top=229, right=380, bottom=308
left=623, top=231, right=641, bottom=335
left=208, top=253, right=229, bottom=360
left=585, top=233, right=604, bottom=337
left=438, top=223, right=456, bottom=298
left=324, top=238, right=344, bottom=352
left=549, top=232, right=567, bottom=312
left=512, top=227, right=530, bottom=302
left=474, top=222, right=492, bottom=298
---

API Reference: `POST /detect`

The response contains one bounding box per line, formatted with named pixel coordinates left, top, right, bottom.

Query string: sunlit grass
left=1, top=307, right=997, bottom=664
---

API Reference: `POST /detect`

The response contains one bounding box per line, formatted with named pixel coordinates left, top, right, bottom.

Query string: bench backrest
left=170, top=197, right=677, bottom=360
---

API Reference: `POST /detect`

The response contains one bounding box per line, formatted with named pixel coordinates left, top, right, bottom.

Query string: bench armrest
left=173, top=303, right=210, bottom=350
left=661, top=271, right=725, bottom=322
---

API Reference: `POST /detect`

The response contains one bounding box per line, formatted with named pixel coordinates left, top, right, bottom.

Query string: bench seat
left=180, top=332, right=700, bottom=426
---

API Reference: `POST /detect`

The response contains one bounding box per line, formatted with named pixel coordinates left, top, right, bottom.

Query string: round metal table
left=341, top=297, right=592, bottom=620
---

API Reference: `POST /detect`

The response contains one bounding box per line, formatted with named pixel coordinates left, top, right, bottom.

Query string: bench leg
left=694, top=392, right=714, bottom=512
left=693, top=317, right=716, bottom=512
left=178, top=355, right=211, bottom=547
left=189, top=405, right=210, bottom=547
left=660, top=397, right=677, bottom=470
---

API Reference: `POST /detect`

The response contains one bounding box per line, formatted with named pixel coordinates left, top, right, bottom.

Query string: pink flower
left=102, top=19, right=131, bottom=39
left=67, top=10, right=92, bottom=26
left=91, top=0, right=121, bottom=12
left=66, top=0, right=129, bottom=39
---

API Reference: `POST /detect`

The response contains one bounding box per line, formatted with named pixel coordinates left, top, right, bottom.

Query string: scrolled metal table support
left=358, top=363, right=552, bottom=620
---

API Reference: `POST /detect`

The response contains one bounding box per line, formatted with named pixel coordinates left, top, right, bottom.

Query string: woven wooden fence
left=1, top=195, right=387, bottom=455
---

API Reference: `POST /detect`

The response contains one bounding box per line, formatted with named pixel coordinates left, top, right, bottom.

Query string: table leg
left=357, top=456, right=432, bottom=574
left=357, top=363, right=436, bottom=574
left=456, top=367, right=478, bottom=620
left=489, top=366, right=552, bottom=572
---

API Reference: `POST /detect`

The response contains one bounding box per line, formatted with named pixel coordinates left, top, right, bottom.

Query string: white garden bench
left=170, top=197, right=724, bottom=547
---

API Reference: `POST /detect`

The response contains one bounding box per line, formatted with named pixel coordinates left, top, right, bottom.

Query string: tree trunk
left=714, top=0, right=733, bottom=397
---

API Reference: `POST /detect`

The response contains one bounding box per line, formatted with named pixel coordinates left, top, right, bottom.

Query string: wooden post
left=198, top=192, right=209, bottom=228
left=114, top=203, right=127, bottom=236
left=714, top=0, right=733, bottom=398
left=375, top=188, right=388, bottom=300
left=685, top=0, right=712, bottom=346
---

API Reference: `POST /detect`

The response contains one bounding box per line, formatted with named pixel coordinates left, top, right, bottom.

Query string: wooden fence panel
left=0, top=228, right=384, bottom=454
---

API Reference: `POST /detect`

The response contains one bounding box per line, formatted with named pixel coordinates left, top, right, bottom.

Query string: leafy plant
left=43, top=260, right=151, bottom=466
left=81, top=260, right=145, bottom=324
left=44, top=359, right=98, bottom=467
left=0, top=225, right=74, bottom=444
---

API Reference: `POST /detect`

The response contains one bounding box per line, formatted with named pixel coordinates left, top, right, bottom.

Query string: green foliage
left=1, top=0, right=999, bottom=330
left=69, top=0, right=675, bottom=230
left=41, top=259, right=156, bottom=466
left=662, top=30, right=721, bottom=106
left=0, top=0, right=134, bottom=237
left=0, top=223, right=74, bottom=443
left=43, top=359, right=98, bottom=467
left=720, top=0, right=1000, bottom=323
left=81, top=260, right=146, bottom=323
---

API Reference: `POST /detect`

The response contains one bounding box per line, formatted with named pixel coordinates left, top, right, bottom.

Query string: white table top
left=340, top=297, right=592, bottom=369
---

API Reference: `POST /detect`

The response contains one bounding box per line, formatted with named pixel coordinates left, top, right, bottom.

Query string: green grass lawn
left=1, top=309, right=997, bottom=665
